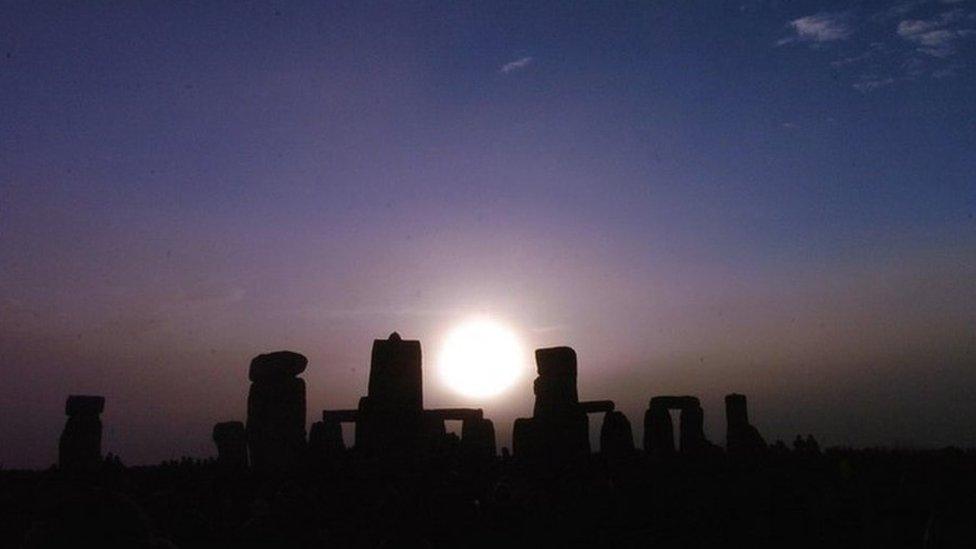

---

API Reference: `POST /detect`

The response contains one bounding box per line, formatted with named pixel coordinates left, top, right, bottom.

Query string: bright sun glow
left=439, top=318, right=527, bottom=399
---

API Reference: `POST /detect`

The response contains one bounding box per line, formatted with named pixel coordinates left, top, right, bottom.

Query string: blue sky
left=1, top=1, right=974, bottom=467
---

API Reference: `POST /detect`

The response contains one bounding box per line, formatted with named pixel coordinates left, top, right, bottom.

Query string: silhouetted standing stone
left=514, top=347, right=605, bottom=463
left=321, top=333, right=501, bottom=463
left=249, top=350, right=307, bottom=382
left=308, top=418, right=345, bottom=462
left=246, top=351, right=308, bottom=474
left=643, top=396, right=712, bottom=456
left=356, top=333, right=425, bottom=456
left=59, top=395, right=104, bottom=472
left=600, top=410, right=634, bottom=457
left=725, top=393, right=766, bottom=456
left=533, top=347, right=579, bottom=417
left=644, top=403, right=675, bottom=457
left=679, top=404, right=706, bottom=453
left=212, top=421, right=247, bottom=470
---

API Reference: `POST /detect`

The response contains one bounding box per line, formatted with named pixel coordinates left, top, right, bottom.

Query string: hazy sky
left=2, top=1, right=974, bottom=468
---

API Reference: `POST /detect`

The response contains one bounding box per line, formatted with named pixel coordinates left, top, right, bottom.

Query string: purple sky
left=2, top=1, right=975, bottom=468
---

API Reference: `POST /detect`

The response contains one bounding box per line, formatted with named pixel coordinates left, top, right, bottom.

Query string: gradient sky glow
left=2, top=1, right=975, bottom=468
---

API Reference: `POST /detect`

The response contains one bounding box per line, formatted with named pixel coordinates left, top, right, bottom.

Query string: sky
left=1, top=1, right=974, bottom=468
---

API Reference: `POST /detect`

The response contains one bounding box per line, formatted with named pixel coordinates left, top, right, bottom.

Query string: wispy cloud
left=778, top=4, right=974, bottom=91
left=499, top=56, right=534, bottom=74
left=897, top=11, right=975, bottom=57
left=778, top=12, right=852, bottom=45
left=853, top=75, right=896, bottom=93
left=831, top=51, right=873, bottom=67
left=873, top=1, right=926, bottom=22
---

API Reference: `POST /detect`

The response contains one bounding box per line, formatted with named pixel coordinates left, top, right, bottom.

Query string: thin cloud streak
left=778, top=12, right=852, bottom=45
left=499, top=56, right=534, bottom=74
left=897, top=11, right=975, bottom=57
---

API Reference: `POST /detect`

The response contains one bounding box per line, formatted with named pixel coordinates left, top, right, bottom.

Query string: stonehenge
left=308, top=419, right=345, bottom=461
left=643, top=395, right=710, bottom=457
left=212, top=421, right=247, bottom=470
left=725, top=393, right=766, bottom=456
left=600, top=410, right=635, bottom=457
left=59, top=395, right=105, bottom=472
left=354, top=332, right=426, bottom=456
left=57, top=336, right=772, bottom=472
left=246, top=350, right=308, bottom=473
left=460, top=416, right=496, bottom=459
left=320, top=332, right=497, bottom=460
left=513, top=346, right=618, bottom=462
left=428, top=408, right=496, bottom=459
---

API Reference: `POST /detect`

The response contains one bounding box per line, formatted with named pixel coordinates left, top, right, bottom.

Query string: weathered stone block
left=212, top=421, right=247, bottom=470
left=59, top=395, right=104, bottom=472
left=725, top=393, right=766, bottom=455
left=535, top=346, right=578, bottom=378
left=246, top=377, right=306, bottom=473
left=308, top=418, right=345, bottom=459
left=679, top=405, right=706, bottom=453
left=213, top=420, right=245, bottom=442
left=533, top=376, right=579, bottom=417
left=65, top=395, right=105, bottom=416
left=367, top=332, right=423, bottom=412
left=249, top=351, right=307, bottom=382
left=600, top=410, right=634, bottom=457
left=643, top=405, right=675, bottom=456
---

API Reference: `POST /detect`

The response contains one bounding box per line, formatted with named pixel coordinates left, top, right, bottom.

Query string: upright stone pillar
left=679, top=404, right=706, bottom=453
left=59, top=395, right=105, bottom=472
left=513, top=347, right=590, bottom=462
left=246, top=351, right=307, bottom=474
left=644, top=395, right=713, bottom=456
left=212, top=421, right=247, bottom=470
left=356, top=333, right=425, bottom=457
left=725, top=393, right=766, bottom=456
left=643, top=400, right=674, bottom=457
left=308, top=418, right=345, bottom=462
left=600, top=410, right=634, bottom=457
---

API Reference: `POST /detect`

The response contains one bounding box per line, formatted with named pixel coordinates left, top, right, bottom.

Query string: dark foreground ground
left=2, top=446, right=975, bottom=548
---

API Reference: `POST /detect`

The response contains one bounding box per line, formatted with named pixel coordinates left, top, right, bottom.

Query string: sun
left=438, top=317, right=528, bottom=399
